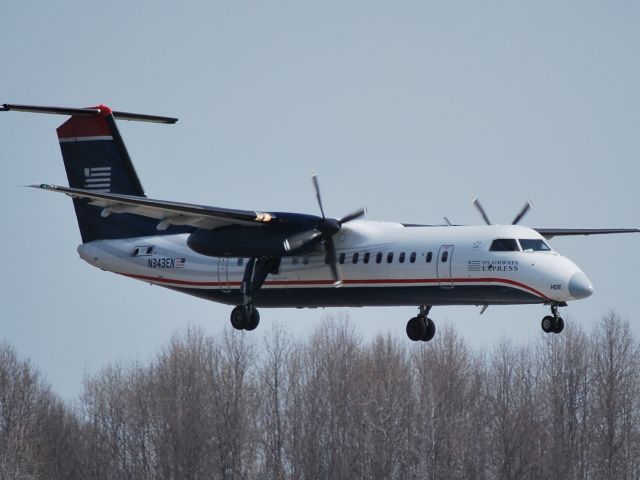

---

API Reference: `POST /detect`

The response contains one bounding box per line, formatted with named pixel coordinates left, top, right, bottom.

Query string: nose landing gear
left=541, top=304, right=564, bottom=334
left=406, top=305, right=436, bottom=342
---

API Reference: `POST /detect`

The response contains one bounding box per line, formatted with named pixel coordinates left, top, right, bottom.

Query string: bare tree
left=589, top=312, right=640, bottom=480
left=0, top=343, right=82, bottom=480
left=256, top=324, right=295, bottom=480
left=538, top=322, right=592, bottom=480
left=4, top=310, right=640, bottom=479
left=485, top=339, right=545, bottom=480
left=410, top=325, right=485, bottom=480
left=355, top=333, right=413, bottom=480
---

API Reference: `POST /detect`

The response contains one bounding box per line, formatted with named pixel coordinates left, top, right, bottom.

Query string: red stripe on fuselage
left=118, top=272, right=550, bottom=301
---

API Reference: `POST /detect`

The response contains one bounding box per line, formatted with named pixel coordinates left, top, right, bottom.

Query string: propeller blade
left=324, top=237, right=343, bottom=287
left=512, top=200, right=533, bottom=225
left=283, top=229, right=322, bottom=252
left=310, top=171, right=326, bottom=219
left=472, top=197, right=492, bottom=225
left=339, top=207, right=366, bottom=225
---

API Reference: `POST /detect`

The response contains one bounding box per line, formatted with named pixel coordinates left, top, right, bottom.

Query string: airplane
left=3, top=103, right=639, bottom=342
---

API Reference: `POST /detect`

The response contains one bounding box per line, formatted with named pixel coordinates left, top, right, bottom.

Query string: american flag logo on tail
left=83, top=166, right=111, bottom=192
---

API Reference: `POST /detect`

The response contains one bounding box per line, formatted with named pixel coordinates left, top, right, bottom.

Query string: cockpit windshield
left=518, top=239, right=551, bottom=252
left=489, top=239, right=519, bottom=252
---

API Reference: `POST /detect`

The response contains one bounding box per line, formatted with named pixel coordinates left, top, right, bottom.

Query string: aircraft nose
left=569, top=272, right=594, bottom=300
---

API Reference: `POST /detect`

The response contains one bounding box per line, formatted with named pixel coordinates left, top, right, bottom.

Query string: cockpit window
left=518, top=239, right=551, bottom=252
left=489, top=239, right=519, bottom=252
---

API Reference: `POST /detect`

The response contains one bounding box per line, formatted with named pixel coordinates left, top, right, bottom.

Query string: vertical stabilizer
left=55, top=105, right=177, bottom=242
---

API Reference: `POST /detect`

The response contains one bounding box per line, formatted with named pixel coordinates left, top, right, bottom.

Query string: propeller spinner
left=283, top=172, right=366, bottom=286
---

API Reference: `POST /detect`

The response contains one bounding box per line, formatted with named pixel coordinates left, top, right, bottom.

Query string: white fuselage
left=77, top=221, right=592, bottom=308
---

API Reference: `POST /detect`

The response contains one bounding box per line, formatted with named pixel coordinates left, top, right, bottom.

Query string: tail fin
left=3, top=103, right=182, bottom=242
left=56, top=105, right=168, bottom=242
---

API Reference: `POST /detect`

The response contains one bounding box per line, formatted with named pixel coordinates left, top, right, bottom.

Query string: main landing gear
left=541, top=304, right=564, bottom=334
left=229, top=257, right=279, bottom=332
left=406, top=305, right=436, bottom=342
left=230, top=305, right=260, bottom=331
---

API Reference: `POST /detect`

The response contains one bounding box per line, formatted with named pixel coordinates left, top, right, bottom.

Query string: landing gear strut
left=541, top=304, right=564, bottom=334
left=229, top=257, right=279, bottom=331
left=406, top=305, right=436, bottom=342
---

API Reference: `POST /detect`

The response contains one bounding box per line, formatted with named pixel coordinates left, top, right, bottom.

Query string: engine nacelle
left=187, top=227, right=307, bottom=257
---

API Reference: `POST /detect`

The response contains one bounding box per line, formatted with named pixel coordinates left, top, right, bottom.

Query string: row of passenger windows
left=331, top=251, right=434, bottom=265
left=312, top=251, right=438, bottom=265
left=236, top=252, right=437, bottom=267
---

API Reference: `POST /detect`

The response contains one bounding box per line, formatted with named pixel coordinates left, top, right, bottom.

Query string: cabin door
left=218, top=257, right=231, bottom=292
left=437, top=245, right=454, bottom=288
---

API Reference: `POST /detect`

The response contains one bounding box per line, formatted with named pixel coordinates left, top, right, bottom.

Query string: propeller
left=283, top=172, right=366, bottom=286
left=472, top=197, right=492, bottom=225
left=472, top=198, right=533, bottom=225
left=511, top=200, right=533, bottom=225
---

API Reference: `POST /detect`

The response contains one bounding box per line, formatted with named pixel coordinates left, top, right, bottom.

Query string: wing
left=535, top=228, right=640, bottom=240
left=31, top=183, right=279, bottom=230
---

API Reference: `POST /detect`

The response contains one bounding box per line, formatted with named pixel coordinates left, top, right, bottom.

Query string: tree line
left=1, top=313, right=639, bottom=480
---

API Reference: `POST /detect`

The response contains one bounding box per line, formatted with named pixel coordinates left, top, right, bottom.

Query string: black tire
left=245, top=308, right=260, bottom=331
left=553, top=316, right=565, bottom=334
left=230, top=306, right=249, bottom=330
left=423, top=317, right=436, bottom=342
left=406, top=317, right=426, bottom=341
left=541, top=315, right=554, bottom=333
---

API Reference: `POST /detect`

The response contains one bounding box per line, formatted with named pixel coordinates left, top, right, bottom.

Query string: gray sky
left=1, top=0, right=639, bottom=399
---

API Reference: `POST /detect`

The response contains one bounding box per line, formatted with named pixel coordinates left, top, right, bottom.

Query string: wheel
left=423, top=317, right=436, bottom=342
left=541, top=315, right=554, bottom=333
left=406, top=316, right=426, bottom=341
left=230, top=306, right=249, bottom=330
left=553, top=316, right=564, bottom=334
left=244, top=308, right=260, bottom=331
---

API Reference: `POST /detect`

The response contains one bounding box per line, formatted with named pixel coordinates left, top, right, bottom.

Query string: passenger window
left=339, top=253, right=345, bottom=264
left=303, top=256, right=309, bottom=265
left=292, top=257, right=299, bottom=265
left=426, top=252, right=433, bottom=263
left=490, top=239, right=519, bottom=252
left=363, top=252, right=370, bottom=264
left=352, top=252, right=359, bottom=264
left=441, top=251, right=449, bottom=262
left=376, top=252, right=383, bottom=264
left=410, top=252, right=416, bottom=263
left=399, top=252, right=405, bottom=263
left=387, top=252, right=394, bottom=264
left=237, top=258, right=244, bottom=266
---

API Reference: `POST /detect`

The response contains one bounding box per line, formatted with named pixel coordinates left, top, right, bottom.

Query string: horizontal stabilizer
left=1, top=103, right=177, bottom=124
